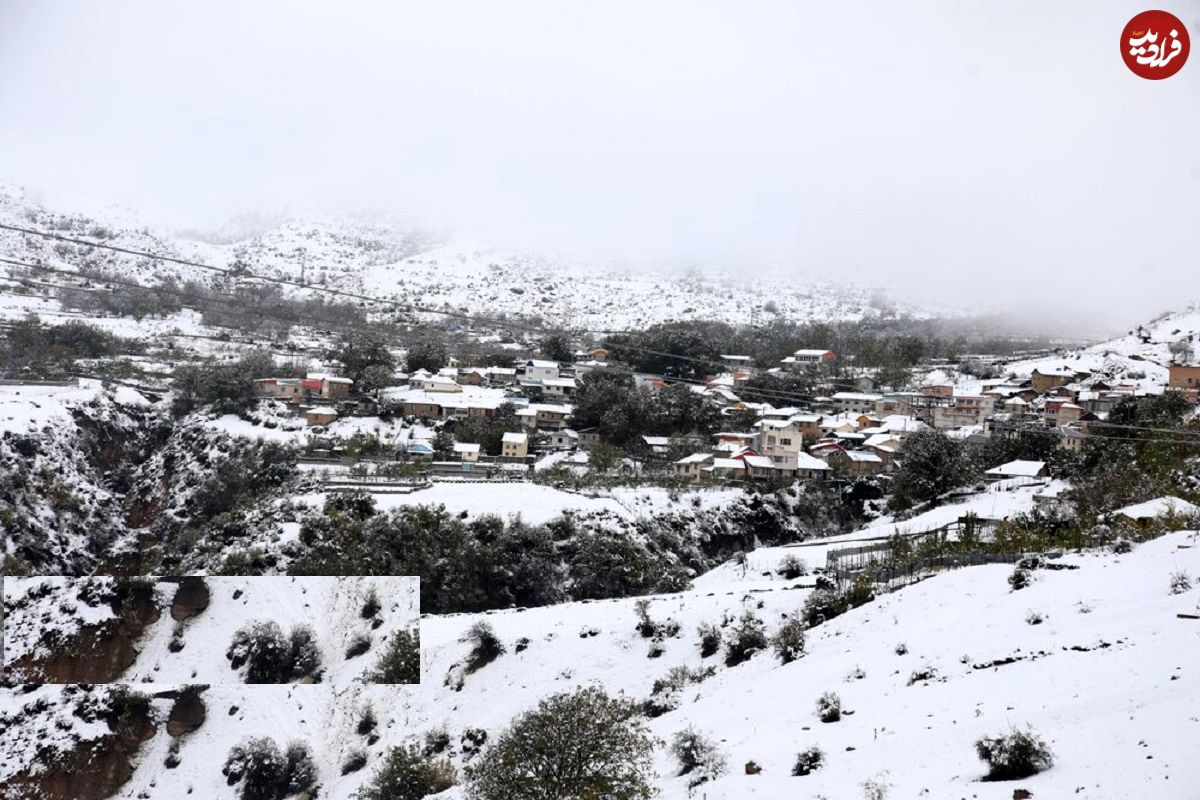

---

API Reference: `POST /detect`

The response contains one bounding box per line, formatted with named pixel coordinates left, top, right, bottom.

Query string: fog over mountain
left=1, top=1, right=1197, bottom=329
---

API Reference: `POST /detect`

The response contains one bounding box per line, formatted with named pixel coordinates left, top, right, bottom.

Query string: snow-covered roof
left=525, top=359, right=559, bottom=369
left=453, top=442, right=481, bottom=454
left=840, top=451, right=883, bottom=463
left=1114, top=496, right=1199, bottom=520
left=307, top=406, right=337, bottom=416
left=675, top=452, right=713, bottom=465
left=742, top=455, right=775, bottom=469
left=642, top=436, right=672, bottom=447
left=502, top=432, right=529, bottom=444
left=985, top=459, right=1047, bottom=478
left=795, top=452, right=831, bottom=471
left=831, top=392, right=884, bottom=402
left=707, top=457, right=747, bottom=471
left=864, top=433, right=900, bottom=449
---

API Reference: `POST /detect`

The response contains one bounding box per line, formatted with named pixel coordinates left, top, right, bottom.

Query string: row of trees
left=572, top=371, right=721, bottom=450
left=285, top=496, right=703, bottom=612
left=601, top=317, right=1058, bottom=383
left=0, top=315, right=143, bottom=378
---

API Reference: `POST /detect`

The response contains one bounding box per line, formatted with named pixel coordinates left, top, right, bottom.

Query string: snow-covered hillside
left=7, top=485, right=1196, bottom=800
left=924, top=304, right=1200, bottom=396
left=0, top=182, right=911, bottom=331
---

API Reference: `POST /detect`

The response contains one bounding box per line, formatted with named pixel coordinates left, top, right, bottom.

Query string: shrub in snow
left=356, top=706, right=377, bottom=737
left=771, top=617, right=807, bottom=664
left=464, top=621, right=505, bottom=674
left=1025, top=610, right=1045, bottom=625
left=1017, top=555, right=1043, bottom=571
left=1169, top=570, right=1193, bottom=595
left=281, top=741, right=317, bottom=795
left=845, top=665, right=867, bottom=681
left=460, top=728, right=488, bottom=760
left=357, top=746, right=456, bottom=800
left=777, top=554, right=809, bottom=579
left=844, top=573, right=875, bottom=608
left=226, top=621, right=323, bottom=684
left=894, top=642, right=908, bottom=656
left=227, top=622, right=292, bottom=684
left=345, top=632, right=372, bottom=659
left=697, top=622, right=722, bottom=658
left=222, top=737, right=316, bottom=800
left=1111, top=537, right=1134, bottom=554
left=908, top=665, right=939, bottom=685
left=365, top=627, right=420, bottom=683
left=634, top=599, right=656, bottom=638
left=647, top=641, right=665, bottom=659
left=792, top=746, right=825, bottom=776
left=634, top=599, right=680, bottom=640
left=670, top=727, right=728, bottom=789
left=723, top=611, right=768, bottom=667
left=341, top=750, right=368, bottom=775
left=802, top=588, right=848, bottom=628
left=642, top=665, right=716, bottom=717
left=975, top=727, right=1054, bottom=780
left=466, top=686, right=655, bottom=800
left=287, top=626, right=322, bottom=680
left=1008, top=568, right=1032, bottom=591
left=861, top=772, right=892, bottom=800
left=360, top=587, right=382, bottom=619
left=514, top=636, right=530, bottom=653
left=423, top=727, right=451, bottom=756
left=816, top=691, right=841, bottom=723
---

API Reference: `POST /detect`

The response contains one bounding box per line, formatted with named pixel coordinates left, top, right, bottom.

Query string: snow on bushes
left=365, top=626, right=421, bottom=683
left=816, top=691, right=841, bottom=723
left=771, top=616, right=807, bottom=664
left=792, top=746, right=825, bottom=776
left=226, top=621, right=323, bottom=684
left=670, top=726, right=728, bottom=789
left=466, top=686, right=655, bottom=800
left=723, top=611, right=767, bottom=667
left=464, top=621, right=505, bottom=674
left=221, top=737, right=317, bottom=800
left=974, top=727, right=1055, bottom=780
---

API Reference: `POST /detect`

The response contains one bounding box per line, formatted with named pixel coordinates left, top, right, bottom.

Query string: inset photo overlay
left=2, top=576, right=419, bottom=685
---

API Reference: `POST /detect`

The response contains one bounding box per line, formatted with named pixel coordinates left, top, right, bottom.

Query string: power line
left=0, top=221, right=822, bottom=380
left=4, top=223, right=1198, bottom=421
left=0, top=256, right=830, bottom=406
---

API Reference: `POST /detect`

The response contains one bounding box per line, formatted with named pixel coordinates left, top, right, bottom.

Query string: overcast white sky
left=1, top=1, right=1197, bottom=328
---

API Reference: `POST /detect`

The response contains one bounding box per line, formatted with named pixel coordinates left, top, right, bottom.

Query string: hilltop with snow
left=0, top=182, right=912, bottom=332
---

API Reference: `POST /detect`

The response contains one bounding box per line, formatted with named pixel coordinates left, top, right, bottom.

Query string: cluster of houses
left=256, top=341, right=1200, bottom=482
left=255, top=373, right=355, bottom=427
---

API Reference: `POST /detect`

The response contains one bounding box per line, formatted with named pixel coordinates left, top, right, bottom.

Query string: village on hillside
left=184, top=334, right=1200, bottom=491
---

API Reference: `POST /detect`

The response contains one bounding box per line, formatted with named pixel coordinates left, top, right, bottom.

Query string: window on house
left=781, top=438, right=792, bottom=445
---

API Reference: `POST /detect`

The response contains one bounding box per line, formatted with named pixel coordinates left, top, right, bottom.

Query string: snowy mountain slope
left=0, top=182, right=911, bottom=331
left=925, top=304, right=1200, bottom=395
left=53, top=528, right=1192, bottom=800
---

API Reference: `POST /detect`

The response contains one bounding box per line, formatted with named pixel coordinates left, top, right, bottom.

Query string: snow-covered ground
left=292, top=481, right=745, bottom=526
left=6, top=528, right=1187, bottom=799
